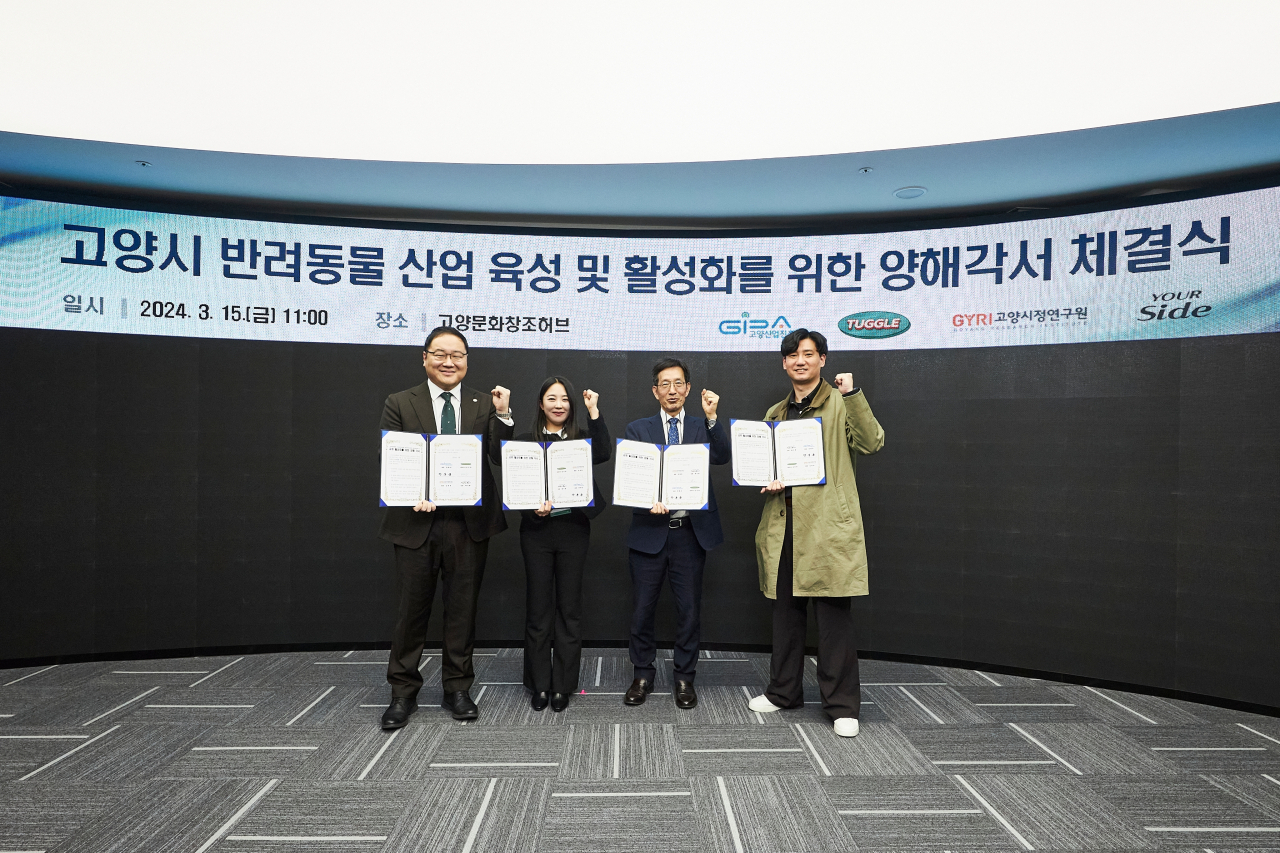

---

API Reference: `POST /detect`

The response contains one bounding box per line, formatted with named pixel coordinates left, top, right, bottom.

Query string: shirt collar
left=660, top=407, right=686, bottom=426
left=426, top=377, right=460, bottom=399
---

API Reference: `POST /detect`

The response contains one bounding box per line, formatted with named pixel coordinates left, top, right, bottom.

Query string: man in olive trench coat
left=747, top=329, right=884, bottom=737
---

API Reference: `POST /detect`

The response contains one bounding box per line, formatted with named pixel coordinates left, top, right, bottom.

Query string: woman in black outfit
left=512, top=376, right=612, bottom=711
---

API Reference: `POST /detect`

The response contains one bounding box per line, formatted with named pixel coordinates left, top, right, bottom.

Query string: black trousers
left=386, top=510, right=488, bottom=698
left=520, top=514, right=590, bottom=694
left=765, top=506, right=861, bottom=720
left=628, top=521, right=705, bottom=682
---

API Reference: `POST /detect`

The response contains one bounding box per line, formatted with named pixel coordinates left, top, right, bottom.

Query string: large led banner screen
left=1, top=188, right=1277, bottom=349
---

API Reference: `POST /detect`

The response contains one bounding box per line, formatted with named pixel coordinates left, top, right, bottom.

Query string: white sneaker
left=748, top=694, right=783, bottom=713
left=833, top=717, right=860, bottom=738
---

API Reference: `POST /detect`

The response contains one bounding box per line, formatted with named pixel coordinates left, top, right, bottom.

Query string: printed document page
left=613, top=439, right=662, bottom=509
left=730, top=420, right=776, bottom=486
left=546, top=439, right=594, bottom=508
left=380, top=431, right=427, bottom=506
left=429, top=434, right=484, bottom=506
left=660, top=443, right=710, bottom=511
left=501, top=440, right=547, bottom=510
left=773, top=418, right=826, bottom=486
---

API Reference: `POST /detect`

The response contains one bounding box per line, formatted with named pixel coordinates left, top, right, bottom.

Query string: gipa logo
left=838, top=311, right=910, bottom=339
left=719, top=313, right=792, bottom=339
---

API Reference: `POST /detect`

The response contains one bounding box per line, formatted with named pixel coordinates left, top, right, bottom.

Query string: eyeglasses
left=655, top=381, right=687, bottom=390
left=426, top=350, right=468, bottom=363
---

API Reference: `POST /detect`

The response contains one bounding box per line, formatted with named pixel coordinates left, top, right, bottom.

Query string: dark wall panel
left=0, top=327, right=1276, bottom=708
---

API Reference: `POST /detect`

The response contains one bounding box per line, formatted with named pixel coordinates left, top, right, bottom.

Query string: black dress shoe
left=531, top=691, right=549, bottom=711
left=550, top=692, right=569, bottom=712
left=674, top=680, right=697, bottom=709
left=623, top=678, right=653, bottom=706
left=380, top=696, right=417, bottom=730
left=442, top=690, right=479, bottom=721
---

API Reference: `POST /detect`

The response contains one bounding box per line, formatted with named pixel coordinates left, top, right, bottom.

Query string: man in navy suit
left=622, top=357, right=731, bottom=710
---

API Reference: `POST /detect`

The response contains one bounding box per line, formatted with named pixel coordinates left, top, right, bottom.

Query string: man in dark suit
left=378, top=326, right=514, bottom=728
left=623, top=357, right=730, bottom=710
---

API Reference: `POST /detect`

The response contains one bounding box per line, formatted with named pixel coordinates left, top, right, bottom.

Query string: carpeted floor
left=1, top=649, right=1278, bottom=852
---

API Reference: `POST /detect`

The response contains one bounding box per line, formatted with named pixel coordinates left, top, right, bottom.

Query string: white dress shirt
left=426, top=378, right=513, bottom=433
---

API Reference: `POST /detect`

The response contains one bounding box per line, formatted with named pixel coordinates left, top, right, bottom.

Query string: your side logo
left=838, top=311, right=911, bottom=339
left=1138, top=289, right=1212, bottom=321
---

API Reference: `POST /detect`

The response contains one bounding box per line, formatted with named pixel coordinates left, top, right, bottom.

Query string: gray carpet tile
left=903, top=725, right=1071, bottom=775
left=227, top=685, right=373, bottom=728
left=467, top=685, right=570, bottom=726
left=539, top=779, right=698, bottom=853
left=669, top=685, right=761, bottom=726
left=558, top=723, right=686, bottom=780
left=158, top=725, right=341, bottom=780
left=31, top=722, right=210, bottom=784
left=1, top=661, right=113, bottom=689
left=690, top=658, right=768, bottom=687
left=1117, top=725, right=1280, bottom=773
left=956, top=773, right=1155, bottom=850
left=799, top=721, right=940, bottom=777
left=47, top=777, right=276, bottom=853
left=475, top=655, right=526, bottom=686
left=820, top=775, right=1019, bottom=850
left=1000, top=722, right=1180, bottom=776
left=375, top=777, right=498, bottom=853
left=314, top=722, right=450, bottom=781
left=675, top=725, right=819, bottom=775
left=860, top=660, right=953, bottom=686
left=14, top=682, right=183, bottom=728
left=0, top=686, right=77, bottom=725
left=0, top=727, right=108, bottom=782
left=200, top=653, right=346, bottom=689
left=427, top=725, right=569, bottom=777
left=869, top=685, right=998, bottom=726
left=1084, top=777, right=1280, bottom=846
left=926, top=665, right=1045, bottom=689
left=1202, top=774, right=1280, bottom=822
left=577, top=654, right=638, bottom=690
left=114, top=687, right=270, bottom=727
left=557, top=689, right=679, bottom=723
left=0, top=780, right=133, bottom=849
left=87, top=656, right=247, bottom=687
left=1049, top=685, right=1208, bottom=726
left=693, top=773, right=857, bottom=853
left=225, top=780, right=414, bottom=848
left=948, top=687, right=1100, bottom=724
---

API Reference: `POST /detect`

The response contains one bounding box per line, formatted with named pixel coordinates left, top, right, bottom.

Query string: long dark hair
left=530, top=375, right=581, bottom=441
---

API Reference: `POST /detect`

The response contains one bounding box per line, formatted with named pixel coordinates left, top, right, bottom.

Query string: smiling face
left=783, top=336, right=827, bottom=389
left=540, top=383, right=571, bottom=430
left=652, top=366, right=690, bottom=416
left=422, top=332, right=468, bottom=390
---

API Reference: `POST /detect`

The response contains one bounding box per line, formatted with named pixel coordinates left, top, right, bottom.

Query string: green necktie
left=440, top=391, right=456, bottom=434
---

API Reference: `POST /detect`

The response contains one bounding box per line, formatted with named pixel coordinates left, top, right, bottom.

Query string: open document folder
left=380, top=430, right=483, bottom=507
left=729, top=418, right=826, bottom=487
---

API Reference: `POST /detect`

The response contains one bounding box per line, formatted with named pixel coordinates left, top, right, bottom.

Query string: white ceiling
left=6, top=0, right=1280, bottom=166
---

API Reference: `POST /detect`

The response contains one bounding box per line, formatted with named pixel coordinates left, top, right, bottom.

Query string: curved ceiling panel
left=3, top=104, right=1280, bottom=228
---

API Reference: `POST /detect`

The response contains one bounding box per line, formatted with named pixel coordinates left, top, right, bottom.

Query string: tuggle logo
left=838, top=311, right=911, bottom=339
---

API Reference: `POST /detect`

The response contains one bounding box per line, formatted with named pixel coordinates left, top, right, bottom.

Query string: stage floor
left=1, top=648, right=1279, bottom=852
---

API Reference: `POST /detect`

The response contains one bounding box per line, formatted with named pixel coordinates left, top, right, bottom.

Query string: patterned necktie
left=667, top=416, right=679, bottom=446
left=440, top=391, right=456, bottom=434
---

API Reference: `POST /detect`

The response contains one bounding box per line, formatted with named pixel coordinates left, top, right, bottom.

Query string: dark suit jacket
left=378, top=380, right=514, bottom=547
left=508, top=415, right=613, bottom=530
left=624, top=413, right=731, bottom=554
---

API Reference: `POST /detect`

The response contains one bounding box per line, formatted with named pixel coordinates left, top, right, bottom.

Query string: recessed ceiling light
left=894, top=186, right=926, bottom=199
